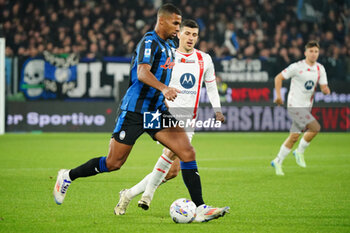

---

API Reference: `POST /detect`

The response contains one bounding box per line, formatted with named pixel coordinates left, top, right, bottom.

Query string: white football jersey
left=167, top=49, right=216, bottom=118
left=282, top=59, right=328, bottom=108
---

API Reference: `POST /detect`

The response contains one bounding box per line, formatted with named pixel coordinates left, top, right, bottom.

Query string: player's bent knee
left=308, top=121, right=321, bottom=133
left=177, top=146, right=196, bottom=162
left=181, top=146, right=196, bottom=162
left=290, top=134, right=300, bottom=143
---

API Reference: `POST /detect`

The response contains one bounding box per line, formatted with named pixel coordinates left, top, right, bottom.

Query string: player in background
left=114, top=19, right=229, bottom=222
left=271, top=41, right=331, bottom=176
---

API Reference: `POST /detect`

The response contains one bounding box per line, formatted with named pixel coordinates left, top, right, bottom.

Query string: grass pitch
left=0, top=132, right=349, bottom=233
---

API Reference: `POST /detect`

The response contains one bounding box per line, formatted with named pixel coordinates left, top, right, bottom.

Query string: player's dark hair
left=158, top=3, right=182, bottom=17
left=181, top=19, right=199, bottom=29
left=305, top=40, right=320, bottom=49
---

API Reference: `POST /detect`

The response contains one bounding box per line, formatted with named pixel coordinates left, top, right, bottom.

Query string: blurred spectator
left=0, top=0, right=347, bottom=80
left=106, top=44, right=116, bottom=57
left=345, top=48, right=350, bottom=81
left=323, top=45, right=347, bottom=81
left=86, top=43, right=103, bottom=60
left=224, top=23, right=239, bottom=56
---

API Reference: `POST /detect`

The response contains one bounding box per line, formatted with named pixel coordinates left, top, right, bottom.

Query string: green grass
left=0, top=132, right=349, bottom=233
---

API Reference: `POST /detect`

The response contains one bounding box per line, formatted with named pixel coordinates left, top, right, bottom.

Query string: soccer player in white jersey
left=114, top=19, right=229, bottom=222
left=271, top=41, right=331, bottom=175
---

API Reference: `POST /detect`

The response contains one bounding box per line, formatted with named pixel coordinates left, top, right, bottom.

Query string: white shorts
left=168, top=107, right=195, bottom=141
left=288, top=107, right=315, bottom=133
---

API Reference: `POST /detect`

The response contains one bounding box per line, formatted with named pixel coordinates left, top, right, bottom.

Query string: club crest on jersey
left=180, top=73, right=196, bottom=89
left=304, top=80, right=315, bottom=90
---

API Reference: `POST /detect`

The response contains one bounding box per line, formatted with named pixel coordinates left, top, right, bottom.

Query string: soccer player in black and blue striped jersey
left=53, top=4, right=217, bottom=217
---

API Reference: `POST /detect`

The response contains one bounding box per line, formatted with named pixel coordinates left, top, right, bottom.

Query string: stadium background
left=1, top=1, right=350, bottom=233
left=1, top=0, right=349, bottom=132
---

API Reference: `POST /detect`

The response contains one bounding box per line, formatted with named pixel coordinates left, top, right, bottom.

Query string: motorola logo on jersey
left=180, top=73, right=196, bottom=89
left=304, top=80, right=315, bottom=90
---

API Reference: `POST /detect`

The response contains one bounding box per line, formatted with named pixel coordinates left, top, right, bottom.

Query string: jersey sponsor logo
left=160, top=57, right=175, bottom=69
left=181, top=90, right=196, bottom=94
left=180, top=73, right=196, bottom=89
left=304, top=80, right=315, bottom=90
left=144, top=48, right=151, bottom=58
left=179, top=58, right=195, bottom=63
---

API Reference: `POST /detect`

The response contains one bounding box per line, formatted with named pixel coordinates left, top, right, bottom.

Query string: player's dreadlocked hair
left=157, top=3, right=182, bottom=17
left=180, top=19, right=199, bottom=29
left=305, top=40, right=320, bottom=49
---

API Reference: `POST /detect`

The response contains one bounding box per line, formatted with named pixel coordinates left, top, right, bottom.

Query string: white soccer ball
left=169, top=198, right=197, bottom=223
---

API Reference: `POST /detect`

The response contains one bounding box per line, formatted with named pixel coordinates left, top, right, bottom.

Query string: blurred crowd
left=1, top=0, right=349, bottom=80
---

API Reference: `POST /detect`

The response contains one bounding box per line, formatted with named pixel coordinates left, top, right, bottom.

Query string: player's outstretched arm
left=274, top=72, right=285, bottom=106
left=320, top=84, right=331, bottom=95
left=137, top=64, right=180, bottom=101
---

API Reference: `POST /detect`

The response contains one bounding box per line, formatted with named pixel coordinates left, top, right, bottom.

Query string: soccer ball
left=169, top=198, right=197, bottom=223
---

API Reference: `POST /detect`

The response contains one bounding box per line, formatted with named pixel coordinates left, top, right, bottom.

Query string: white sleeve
left=204, top=55, right=216, bottom=82
left=318, top=65, right=328, bottom=85
left=281, top=63, right=297, bottom=80
left=204, top=56, right=221, bottom=111
left=205, top=80, right=221, bottom=112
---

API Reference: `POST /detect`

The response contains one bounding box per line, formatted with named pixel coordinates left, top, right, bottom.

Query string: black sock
left=69, top=157, right=106, bottom=181
left=181, top=168, right=205, bottom=206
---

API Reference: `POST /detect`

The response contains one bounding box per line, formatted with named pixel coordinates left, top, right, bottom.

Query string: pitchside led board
left=5, top=56, right=350, bottom=132
left=6, top=101, right=118, bottom=132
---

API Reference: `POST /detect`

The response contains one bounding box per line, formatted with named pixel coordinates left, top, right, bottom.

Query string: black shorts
left=112, top=110, right=177, bottom=145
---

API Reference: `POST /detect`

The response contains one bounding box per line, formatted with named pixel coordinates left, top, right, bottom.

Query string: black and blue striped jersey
left=120, top=30, right=176, bottom=113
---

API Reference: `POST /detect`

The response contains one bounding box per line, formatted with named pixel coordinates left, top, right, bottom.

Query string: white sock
left=127, top=162, right=171, bottom=199
left=297, top=138, right=310, bottom=154
left=276, top=144, right=291, bottom=164
left=128, top=173, right=152, bottom=199
left=142, top=154, right=173, bottom=201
